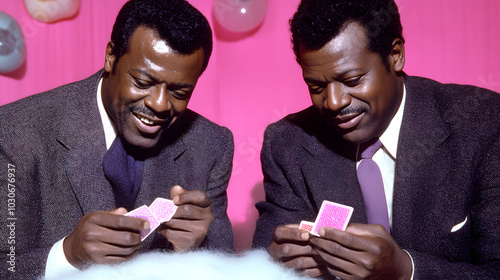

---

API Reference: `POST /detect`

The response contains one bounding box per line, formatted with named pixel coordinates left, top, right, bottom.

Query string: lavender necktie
left=357, top=139, right=390, bottom=233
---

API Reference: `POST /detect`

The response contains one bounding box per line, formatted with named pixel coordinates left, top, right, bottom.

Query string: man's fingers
left=314, top=246, right=359, bottom=272
left=82, top=243, right=141, bottom=265
left=87, top=239, right=142, bottom=258
left=344, top=223, right=388, bottom=237
left=171, top=203, right=213, bottom=220
left=158, top=223, right=207, bottom=251
left=170, top=185, right=186, bottom=201
left=282, top=255, right=322, bottom=270
left=300, top=266, right=328, bottom=278
left=310, top=223, right=412, bottom=279
left=177, top=191, right=211, bottom=208
left=88, top=210, right=150, bottom=231
left=269, top=240, right=317, bottom=259
left=170, top=185, right=212, bottom=208
left=109, top=207, right=128, bottom=215
left=316, top=224, right=386, bottom=252
left=162, top=218, right=209, bottom=231
left=273, top=225, right=310, bottom=243
left=63, top=210, right=147, bottom=269
left=89, top=225, right=143, bottom=247
left=311, top=232, right=378, bottom=264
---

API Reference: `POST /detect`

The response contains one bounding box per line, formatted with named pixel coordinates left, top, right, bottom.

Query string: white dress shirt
left=355, top=85, right=414, bottom=278
left=366, top=85, right=406, bottom=228
left=45, top=78, right=117, bottom=279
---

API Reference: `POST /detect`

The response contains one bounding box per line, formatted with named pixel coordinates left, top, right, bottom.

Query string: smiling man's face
left=102, top=26, right=204, bottom=150
left=300, top=21, right=404, bottom=144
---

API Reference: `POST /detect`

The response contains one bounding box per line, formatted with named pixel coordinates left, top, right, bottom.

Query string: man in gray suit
left=0, top=0, right=233, bottom=279
left=253, top=0, right=500, bottom=279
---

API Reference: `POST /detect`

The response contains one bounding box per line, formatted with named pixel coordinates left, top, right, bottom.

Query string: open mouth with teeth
left=132, top=112, right=167, bottom=135
left=138, top=115, right=155, bottom=125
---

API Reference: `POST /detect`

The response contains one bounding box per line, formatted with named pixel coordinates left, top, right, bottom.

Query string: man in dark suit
left=0, top=0, right=233, bottom=279
left=252, top=0, right=500, bottom=279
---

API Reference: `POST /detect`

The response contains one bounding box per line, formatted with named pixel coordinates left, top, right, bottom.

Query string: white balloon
left=24, top=0, right=80, bottom=23
left=213, top=0, right=268, bottom=33
left=0, top=11, right=26, bottom=74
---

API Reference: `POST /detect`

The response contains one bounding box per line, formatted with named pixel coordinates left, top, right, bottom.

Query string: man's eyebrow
left=131, top=70, right=194, bottom=88
left=304, top=69, right=363, bottom=84
left=304, top=77, right=324, bottom=84
left=170, top=83, right=195, bottom=89
left=337, top=68, right=363, bottom=77
left=131, top=69, right=159, bottom=82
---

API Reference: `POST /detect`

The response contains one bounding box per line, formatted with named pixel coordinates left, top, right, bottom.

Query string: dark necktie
left=357, top=139, right=391, bottom=233
left=103, top=137, right=144, bottom=211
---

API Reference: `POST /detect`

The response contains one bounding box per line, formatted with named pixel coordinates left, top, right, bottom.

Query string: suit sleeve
left=252, top=124, right=316, bottom=249
left=408, top=129, right=500, bottom=279
left=202, top=127, right=234, bottom=252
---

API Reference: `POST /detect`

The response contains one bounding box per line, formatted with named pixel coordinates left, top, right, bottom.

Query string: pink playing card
left=125, top=205, right=160, bottom=241
left=299, top=221, right=314, bottom=232
left=149, top=198, right=178, bottom=223
left=311, top=200, right=353, bottom=235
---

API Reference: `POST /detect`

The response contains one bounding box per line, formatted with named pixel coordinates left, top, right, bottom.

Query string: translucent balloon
left=213, top=0, right=268, bottom=33
left=24, top=0, right=80, bottom=23
left=0, top=11, right=26, bottom=74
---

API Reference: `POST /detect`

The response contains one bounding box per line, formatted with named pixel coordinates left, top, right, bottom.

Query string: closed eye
left=129, top=70, right=158, bottom=90
left=169, top=90, right=191, bottom=100
left=308, top=86, right=324, bottom=95
left=305, top=80, right=327, bottom=95
left=342, top=75, right=363, bottom=87
left=169, top=84, right=193, bottom=100
left=134, top=79, right=153, bottom=89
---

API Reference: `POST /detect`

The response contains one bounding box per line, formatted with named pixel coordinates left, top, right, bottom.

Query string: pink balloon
left=0, top=11, right=26, bottom=74
left=24, top=0, right=80, bottom=23
left=213, top=0, right=268, bottom=33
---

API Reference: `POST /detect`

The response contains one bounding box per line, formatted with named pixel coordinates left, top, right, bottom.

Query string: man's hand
left=158, top=185, right=213, bottom=251
left=310, top=223, right=412, bottom=280
left=63, top=208, right=149, bottom=269
left=269, top=224, right=327, bottom=278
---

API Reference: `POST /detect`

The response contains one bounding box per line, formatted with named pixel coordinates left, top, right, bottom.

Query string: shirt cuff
left=402, top=249, right=415, bottom=280
left=45, top=237, right=79, bottom=279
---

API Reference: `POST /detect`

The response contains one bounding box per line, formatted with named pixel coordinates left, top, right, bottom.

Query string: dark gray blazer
left=253, top=76, right=500, bottom=279
left=0, top=71, right=234, bottom=279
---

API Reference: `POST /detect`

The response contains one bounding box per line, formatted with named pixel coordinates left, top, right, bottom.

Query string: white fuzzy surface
left=47, top=249, right=312, bottom=280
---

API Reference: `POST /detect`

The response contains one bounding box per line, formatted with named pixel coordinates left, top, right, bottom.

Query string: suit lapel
left=299, top=124, right=368, bottom=224
left=391, top=77, right=450, bottom=243
left=134, top=131, right=187, bottom=250
left=56, top=70, right=115, bottom=215
left=135, top=138, right=186, bottom=207
left=64, top=133, right=115, bottom=214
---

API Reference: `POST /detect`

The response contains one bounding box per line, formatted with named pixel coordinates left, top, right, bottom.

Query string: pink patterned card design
left=125, top=205, right=161, bottom=241
left=311, top=200, right=353, bottom=235
left=299, top=221, right=314, bottom=232
left=149, top=198, right=178, bottom=223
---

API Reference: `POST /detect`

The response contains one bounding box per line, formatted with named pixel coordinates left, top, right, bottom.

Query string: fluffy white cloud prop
left=46, top=249, right=313, bottom=280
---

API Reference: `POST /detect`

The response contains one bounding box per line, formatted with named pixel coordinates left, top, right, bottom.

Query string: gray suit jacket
left=253, top=76, right=500, bottom=279
left=0, top=70, right=234, bottom=279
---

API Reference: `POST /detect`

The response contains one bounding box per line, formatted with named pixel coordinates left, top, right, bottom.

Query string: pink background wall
left=1, top=0, right=499, bottom=251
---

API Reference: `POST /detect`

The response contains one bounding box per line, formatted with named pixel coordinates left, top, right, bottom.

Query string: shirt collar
left=96, top=78, right=117, bottom=150
left=379, top=84, right=406, bottom=160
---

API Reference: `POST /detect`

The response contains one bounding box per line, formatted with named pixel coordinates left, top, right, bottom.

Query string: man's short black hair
left=290, top=0, right=404, bottom=69
left=110, top=0, right=212, bottom=74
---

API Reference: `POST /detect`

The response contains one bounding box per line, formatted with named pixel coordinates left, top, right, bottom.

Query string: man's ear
left=104, top=41, right=116, bottom=73
left=389, top=38, right=405, bottom=72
